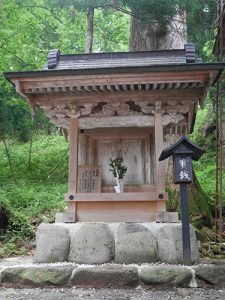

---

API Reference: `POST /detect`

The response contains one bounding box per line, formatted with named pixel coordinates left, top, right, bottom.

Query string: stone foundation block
left=34, top=223, right=70, bottom=263
left=1, top=266, right=74, bottom=287
left=152, top=223, right=199, bottom=264
left=69, top=223, right=114, bottom=264
left=139, top=265, right=192, bottom=287
left=34, top=222, right=200, bottom=265
left=70, top=266, right=139, bottom=288
left=114, top=223, right=157, bottom=263
left=195, top=265, right=225, bottom=287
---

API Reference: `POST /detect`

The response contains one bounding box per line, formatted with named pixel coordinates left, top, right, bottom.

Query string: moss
left=166, top=170, right=213, bottom=229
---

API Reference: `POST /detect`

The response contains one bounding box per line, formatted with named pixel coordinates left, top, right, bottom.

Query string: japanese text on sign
left=78, top=166, right=101, bottom=193
left=179, top=158, right=191, bottom=181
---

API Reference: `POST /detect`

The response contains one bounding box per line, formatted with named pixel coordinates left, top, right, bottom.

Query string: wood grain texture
left=96, top=139, right=144, bottom=185
left=154, top=113, right=165, bottom=192
left=33, top=88, right=204, bottom=106
left=78, top=114, right=185, bottom=130
left=68, top=117, right=78, bottom=193
left=15, top=68, right=217, bottom=88
left=79, top=116, right=154, bottom=129
left=78, top=134, right=88, bottom=165
left=64, top=202, right=76, bottom=223
left=76, top=201, right=158, bottom=222
left=65, top=192, right=168, bottom=201
left=101, top=184, right=157, bottom=193
left=78, top=128, right=153, bottom=187
left=77, top=166, right=102, bottom=193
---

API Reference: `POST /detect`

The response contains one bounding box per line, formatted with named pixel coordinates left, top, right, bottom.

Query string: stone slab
left=1, top=266, right=74, bottom=287
left=155, top=212, right=179, bottom=223
left=139, top=265, right=192, bottom=287
left=55, top=213, right=64, bottom=223
left=195, top=265, right=225, bottom=287
left=70, top=266, right=139, bottom=288
left=1, top=257, right=225, bottom=289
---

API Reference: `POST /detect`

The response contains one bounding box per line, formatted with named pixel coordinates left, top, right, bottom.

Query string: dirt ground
left=0, top=287, right=225, bottom=300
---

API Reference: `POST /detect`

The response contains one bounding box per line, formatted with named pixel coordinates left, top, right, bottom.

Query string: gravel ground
left=0, top=287, right=225, bottom=300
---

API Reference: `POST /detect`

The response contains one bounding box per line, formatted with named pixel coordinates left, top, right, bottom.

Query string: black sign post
left=159, top=136, right=205, bottom=265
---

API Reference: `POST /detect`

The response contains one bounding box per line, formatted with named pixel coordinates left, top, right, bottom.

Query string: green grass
left=0, top=133, right=68, bottom=257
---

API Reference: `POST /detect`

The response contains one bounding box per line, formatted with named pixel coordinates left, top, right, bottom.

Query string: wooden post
left=180, top=183, right=192, bottom=265
left=68, top=117, right=79, bottom=192
left=65, top=116, right=79, bottom=222
left=154, top=103, right=165, bottom=192
left=154, top=101, right=166, bottom=214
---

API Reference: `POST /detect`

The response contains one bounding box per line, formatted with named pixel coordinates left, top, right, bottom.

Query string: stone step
left=1, top=257, right=225, bottom=288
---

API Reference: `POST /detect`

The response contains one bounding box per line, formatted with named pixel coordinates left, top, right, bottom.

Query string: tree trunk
left=129, top=12, right=187, bottom=51
left=85, top=7, right=94, bottom=54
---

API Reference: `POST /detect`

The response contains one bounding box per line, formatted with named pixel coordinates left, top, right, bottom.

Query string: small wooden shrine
left=4, top=44, right=224, bottom=223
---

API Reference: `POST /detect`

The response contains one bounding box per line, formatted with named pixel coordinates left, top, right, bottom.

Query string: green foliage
left=0, top=97, right=32, bottom=142
left=0, top=1, right=130, bottom=255
left=94, top=9, right=129, bottom=52
left=51, top=0, right=112, bottom=10
left=122, top=0, right=180, bottom=24
left=109, top=157, right=127, bottom=179
left=0, top=0, right=130, bottom=145
left=184, top=0, right=216, bottom=58
left=0, top=0, right=221, bottom=256
left=191, top=100, right=225, bottom=211
left=0, top=134, right=68, bottom=257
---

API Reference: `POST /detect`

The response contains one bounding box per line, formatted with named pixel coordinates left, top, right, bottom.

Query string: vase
left=114, top=177, right=124, bottom=193
left=119, top=178, right=124, bottom=192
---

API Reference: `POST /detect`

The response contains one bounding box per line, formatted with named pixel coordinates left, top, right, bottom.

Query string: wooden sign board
left=173, top=155, right=193, bottom=184
left=77, top=166, right=102, bottom=193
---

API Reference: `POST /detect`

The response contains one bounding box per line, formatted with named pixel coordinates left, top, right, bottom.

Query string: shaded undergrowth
left=0, top=134, right=68, bottom=257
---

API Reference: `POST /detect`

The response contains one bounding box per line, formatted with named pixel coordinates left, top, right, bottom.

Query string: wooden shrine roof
left=4, top=44, right=224, bottom=90
left=3, top=44, right=225, bottom=134
left=4, top=44, right=223, bottom=80
left=43, top=46, right=202, bottom=71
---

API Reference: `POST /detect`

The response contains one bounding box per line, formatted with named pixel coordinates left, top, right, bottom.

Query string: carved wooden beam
left=33, top=88, right=204, bottom=107
left=78, top=114, right=185, bottom=129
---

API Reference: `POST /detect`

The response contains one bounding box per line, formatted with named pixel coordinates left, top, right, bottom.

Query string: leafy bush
left=0, top=134, right=68, bottom=257
left=191, top=101, right=225, bottom=212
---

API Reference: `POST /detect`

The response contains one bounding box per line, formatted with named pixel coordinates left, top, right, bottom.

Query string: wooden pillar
left=154, top=101, right=166, bottom=213
left=65, top=116, right=79, bottom=222
left=154, top=113, right=165, bottom=192
left=68, top=117, right=79, bottom=193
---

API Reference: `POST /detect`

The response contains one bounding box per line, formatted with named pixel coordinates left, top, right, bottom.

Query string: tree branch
left=0, top=44, right=37, bottom=68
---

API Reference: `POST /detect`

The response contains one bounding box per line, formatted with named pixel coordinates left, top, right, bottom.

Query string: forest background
left=0, top=0, right=224, bottom=257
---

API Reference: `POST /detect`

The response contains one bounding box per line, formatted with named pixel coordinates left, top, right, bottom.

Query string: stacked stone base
left=34, top=222, right=199, bottom=265
left=1, top=262, right=225, bottom=288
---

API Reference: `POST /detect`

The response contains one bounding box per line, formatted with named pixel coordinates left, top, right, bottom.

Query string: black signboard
left=173, top=155, right=193, bottom=184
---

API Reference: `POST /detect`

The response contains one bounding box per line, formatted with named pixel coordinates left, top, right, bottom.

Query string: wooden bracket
left=15, top=80, right=36, bottom=112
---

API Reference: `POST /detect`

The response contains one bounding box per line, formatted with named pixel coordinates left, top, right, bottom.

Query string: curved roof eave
left=4, top=62, right=225, bottom=86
